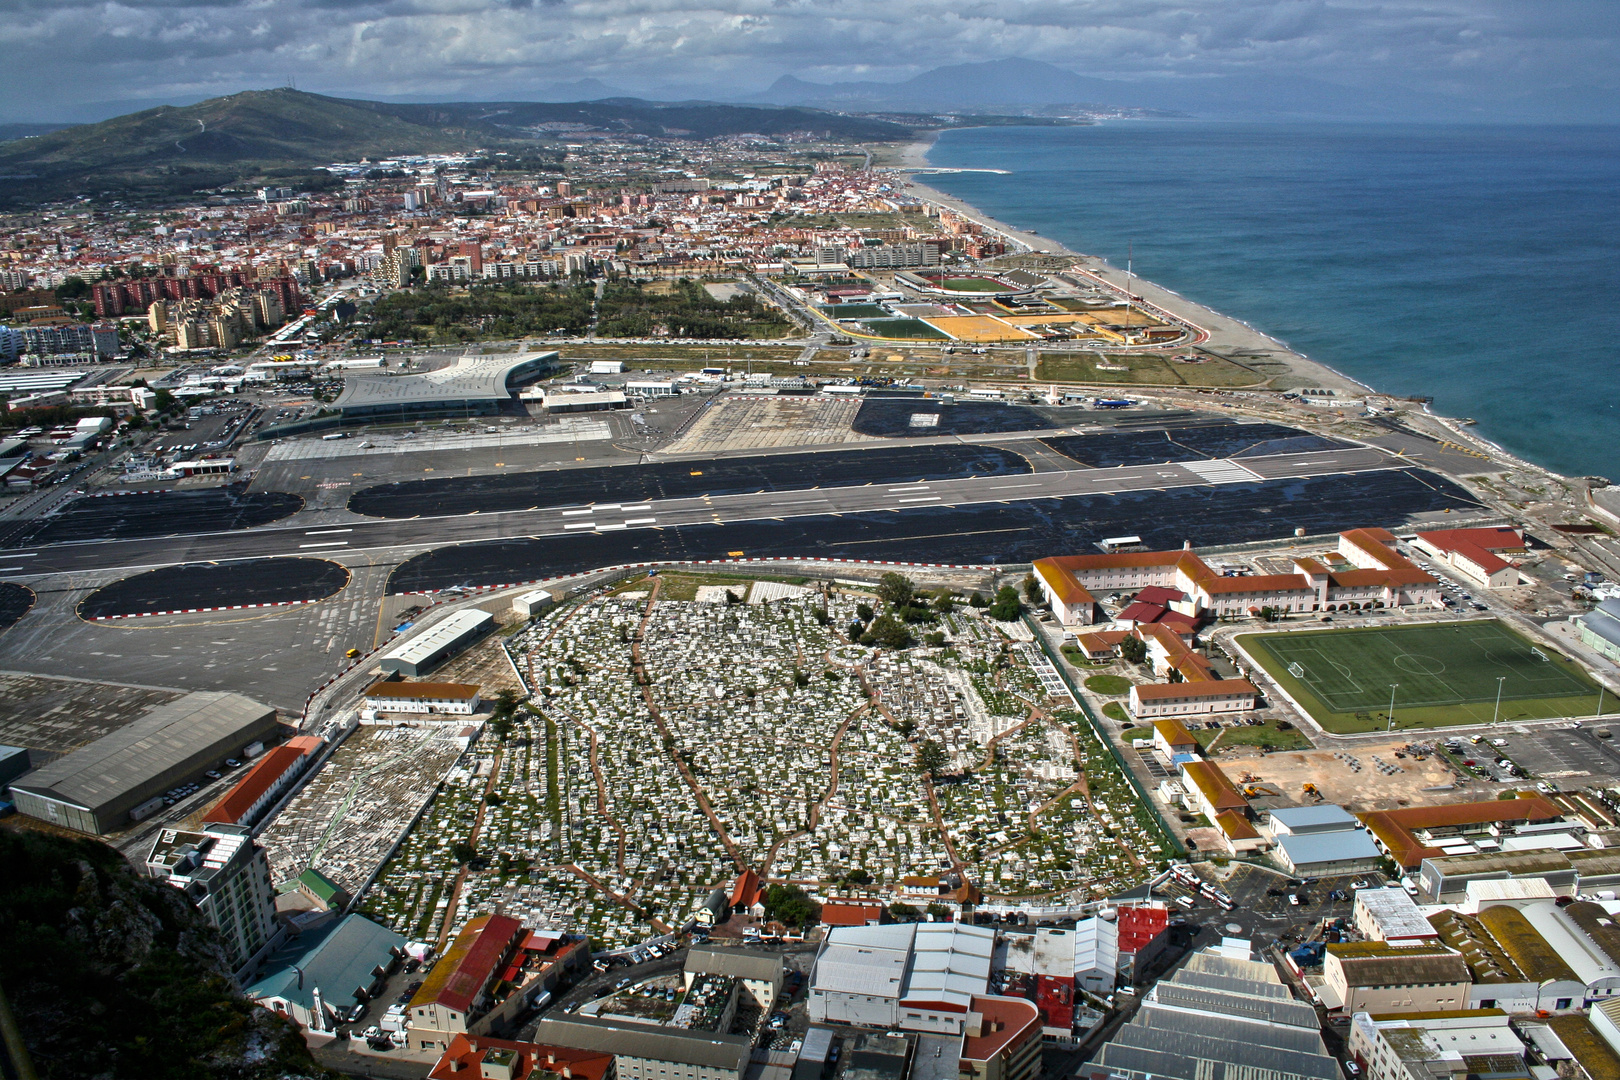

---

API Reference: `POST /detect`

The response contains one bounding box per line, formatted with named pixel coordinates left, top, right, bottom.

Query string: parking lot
left=1464, top=724, right=1620, bottom=789
left=1168, top=863, right=1384, bottom=946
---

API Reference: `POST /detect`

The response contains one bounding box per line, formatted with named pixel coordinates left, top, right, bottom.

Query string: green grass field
left=1237, top=620, right=1603, bottom=733
left=857, top=317, right=950, bottom=340
left=936, top=277, right=1014, bottom=293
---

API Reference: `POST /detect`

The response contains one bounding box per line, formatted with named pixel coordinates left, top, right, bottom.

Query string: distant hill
left=0, top=88, right=914, bottom=209
left=0, top=121, right=79, bottom=143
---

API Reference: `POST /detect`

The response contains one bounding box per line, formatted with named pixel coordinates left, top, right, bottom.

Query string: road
left=0, top=446, right=1399, bottom=578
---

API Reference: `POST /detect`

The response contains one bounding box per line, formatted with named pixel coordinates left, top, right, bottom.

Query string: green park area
left=934, top=276, right=1016, bottom=293
left=858, top=318, right=950, bottom=340
left=1238, top=620, right=1604, bottom=734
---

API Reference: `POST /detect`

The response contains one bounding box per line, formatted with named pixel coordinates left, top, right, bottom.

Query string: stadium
left=1235, top=620, right=1603, bottom=733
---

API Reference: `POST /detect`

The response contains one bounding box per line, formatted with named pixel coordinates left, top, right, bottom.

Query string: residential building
left=427, top=1034, right=615, bottom=1080
left=1086, top=949, right=1338, bottom=1080
left=819, top=898, right=887, bottom=927
left=1115, top=906, right=1172, bottom=981
left=959, top=995, right=1043, bottom=1080
left=245, top=914, right=406, bottom=1031
left=1320, top=942, right=1472, bottom=1015
left=535, top=1016, right=752, bottom=1080
left=202, top=735, right=323, bottom=828
left=146, top=823, right=280, bottom=979
left=1149, top=719, right=1198, bottom=763
left=1412, top=528, right=1526, bottom=589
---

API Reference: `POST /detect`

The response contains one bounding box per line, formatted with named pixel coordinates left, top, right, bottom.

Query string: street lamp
left=1388, top=684, right=1399, bottom=732
left=1493, top=676, right=1507, bottom=726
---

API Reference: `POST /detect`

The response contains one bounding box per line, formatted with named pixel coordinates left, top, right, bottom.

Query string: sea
left=922, top=122, right=1620, bottom=482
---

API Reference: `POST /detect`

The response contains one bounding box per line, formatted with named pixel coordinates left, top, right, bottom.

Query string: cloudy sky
left=1, top=0, right=1617, bottom=122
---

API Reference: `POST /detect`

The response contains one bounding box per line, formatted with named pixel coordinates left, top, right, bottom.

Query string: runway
left=0, top=445, right=1454, bottom=582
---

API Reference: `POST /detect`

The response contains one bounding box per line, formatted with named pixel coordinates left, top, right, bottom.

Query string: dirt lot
left=1220, top=740, right=1466, bottom=813
left=664, top=396, right=873, bottom=454
left=425, top=612, right=528, bottom=696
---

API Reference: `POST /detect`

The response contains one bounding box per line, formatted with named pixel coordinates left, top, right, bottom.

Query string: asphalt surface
left=0, top=448, right=1475, bottom=590
left=387, top=467, right=1478, bottom=593
left=77, top=557, right=352, bottom=619
left=0, top=485, right=303, bottom=548
left=0, top=582, right=33, bottom=632
left=347, top=444, right=1032, bottom=519
left=1042, top=423, right=1351, bottom=468
left=851, top=399, right=1059, bottom=437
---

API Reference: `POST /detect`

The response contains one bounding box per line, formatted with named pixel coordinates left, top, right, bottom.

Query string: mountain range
left=0, top=89, right=915, bottom=209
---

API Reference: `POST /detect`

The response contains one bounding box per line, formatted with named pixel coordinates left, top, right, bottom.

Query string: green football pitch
left=1236, top=620, right=1603, bottom=733
left=936, top=277, right=1014, bottom=293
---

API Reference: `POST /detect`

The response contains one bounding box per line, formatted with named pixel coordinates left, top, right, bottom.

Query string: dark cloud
left=0, top=0, right=1615, bottom=121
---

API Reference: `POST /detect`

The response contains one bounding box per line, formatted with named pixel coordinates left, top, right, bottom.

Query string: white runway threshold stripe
left=624, top=518, right=657, bottom=525
left=897, top=496, right=942, bottom=503
left=563, top=522, right=596, bottom=530
left=298, top=541, right=349, bottom=548
left=1183, top=458, right=1265, bottom=485
left=304, top=528, right=353, bottom=535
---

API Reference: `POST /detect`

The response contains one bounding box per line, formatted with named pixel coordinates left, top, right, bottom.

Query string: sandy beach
left=882, top=132, right=1370, bottom=395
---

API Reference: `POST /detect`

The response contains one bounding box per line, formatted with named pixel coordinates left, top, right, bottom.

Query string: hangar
left=379, top=609, right=495, bottom=677
left=9, top=692, right=280, bottom=835
left=334, top=351, right=559, bottom=422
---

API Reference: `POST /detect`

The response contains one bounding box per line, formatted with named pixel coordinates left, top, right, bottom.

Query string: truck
left=322, top=432, right=351, bottom=441
left=1093, top=399, right=1134, bottom=410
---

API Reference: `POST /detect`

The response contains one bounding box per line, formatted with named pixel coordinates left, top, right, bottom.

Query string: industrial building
left=0, top=744, right=30, bottom=788
left=379, top=609, right=496, bottom=677
left=1358, top=796, right=1565, bottom=872
left=245, top=914, right=406, bottom=1031
left=146, top=823, right=281, bottom=979
left=808, top=922, right=995, bottom=1034
left=1352, top=887, right=1438, bottom=943
left=9, top=691, right=279, bottom=834
left=1348, top=1009, right=1528, bottom=1080
left=512, top=589, right=557, bottom=618
left=1319, top=942, right=1471, bottom=1015
left=333, top=351, right=558, bottom=421
left=1085, top=949, right=1338, bottom=1080
left=1426, top=907, right=1586, bottom=1012
left=1265, top=806, right=1384, bottom=876
left=1579, top=599, right=1620, bottom=663
left=363, top=680, right=483, bottom=715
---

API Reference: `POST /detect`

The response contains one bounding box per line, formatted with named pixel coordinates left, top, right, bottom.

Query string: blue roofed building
left=1266, top=805, right=1384, bottom=875
left=1578, top=599, right=1620, bottom=663
left=245, top=913, right=406, bottom=1034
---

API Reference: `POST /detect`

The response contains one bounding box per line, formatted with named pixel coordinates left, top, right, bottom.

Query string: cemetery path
left=923, top=774, right=967, bottom=874
left=575, top=718, right=631, bottom=878
left=631, top=577, right=748, bottom=874
left=567, top=863, right=672, bottom=935
left=434, top=745, right=506, bottom=951
left=760, top=700, right=866, bottom=880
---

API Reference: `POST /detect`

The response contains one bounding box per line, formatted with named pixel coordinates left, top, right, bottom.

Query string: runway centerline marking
left=897, top=496, right=942, bottom=503
left=304, top=528, right=353, bottom=535
left=624, top=518, right=656, bottom=526
left=597, top=523, right=628, bottom=531
left=618, top=504, right=652, bottom=511
left=563, top=522, right=596, bottom=530
left=298, top=541, right=348, bottom=548
left=888, top=485, right=932, bottom=492
left=561, top=509, right=594, bottom=516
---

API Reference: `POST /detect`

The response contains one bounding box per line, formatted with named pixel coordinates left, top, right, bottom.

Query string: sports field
left=1236, top=620, right=1603, bottom=733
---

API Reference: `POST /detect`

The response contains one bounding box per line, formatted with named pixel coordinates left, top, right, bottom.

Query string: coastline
left=888, top=130, right=1372, bottom=398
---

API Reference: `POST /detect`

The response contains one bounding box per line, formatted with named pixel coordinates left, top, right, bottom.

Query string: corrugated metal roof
left=336, top=352, right=557, bottom=410
left=11, top=691, right=275, bottom=812
left=382, top=609, right=495, bottom=667
left=245, top=914, right=405, bottom=1012
left=1277, top=829, right=1381, bottom=867
left=536, top=1015, right=752, bottom=1070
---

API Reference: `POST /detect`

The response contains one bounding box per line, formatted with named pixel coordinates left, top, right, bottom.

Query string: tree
left=842, top=868, right=872, bottom=886
left=812, top=606, right=830, bottom=626
left=451, top=841, right=477, bottom=865
left=924, top=631, right=947, bottom=648
left=855, top=602, right=875, bottom=622
left=862, top=614, right=912, bottom=650
left=489, top=715, right=514, bottom=741
left=1023, top=573, right=1041, bottom=603
left=888, top=902, right=921, bottom=921
left=1119, top=635, right=1148, bottom=665
left=915, top=739, right=948, bottom=775
left=877, top=571, right=914, bottom=609
left=925, top=902, right=954, bottom=922
left=932, top=594, right=955, bottom=614
left=53, top=276, right=90, bottom=302
left=1167, top=666, right=1184, bottom=684
left=968, top=592, right=989, bottom=609
left=987, top=585, right=1022, bottom=622
left=764, top=883, right=818, bottom=927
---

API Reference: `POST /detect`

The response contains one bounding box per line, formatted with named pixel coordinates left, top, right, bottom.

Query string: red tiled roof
left=1152, top=719, right=1198, bottom=747
left=202, top=745, right=304, bottom=825
left=1359, top=796, right=1564, bottom=868
left=1199, top=572, right=1313, bottom=595
left=1135, top=586, right=1185, bottom=606
left=1180, top=759, right=1249, bottom=811
left=1117, top=601, right=1168, bottom=624
left=1157, top=611, right=1200, bottom=635
left=429, top=1034, right=614, bottom=1080
left=1133, top=679, right=1257, bottom=700
left=731, top=870, right=760, bottom=908
left=1416, top=527, right=1524, bottom=555
left=1216, top=809, right=1262, bottom=840
left=820, top=900, right=885, bottom=926
left=1033, top=559, right=1097, bottom=607
left=366, top=680, right=482, bottom=700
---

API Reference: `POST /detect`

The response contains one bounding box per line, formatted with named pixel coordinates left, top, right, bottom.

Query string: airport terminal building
left=334, top=351, right=559, bottom=422
left=9, top=692, right=280, bottom=835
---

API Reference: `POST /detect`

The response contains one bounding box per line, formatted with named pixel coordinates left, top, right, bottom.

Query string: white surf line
left=561, top=509, right=594, bottom=516
left=624, top=518, right=657, bottom=525
left=563, top=522, right=596, bottom=530
left=299, top=541, right=348, bottom=548
left=304, top=528, right=353, bottom=535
